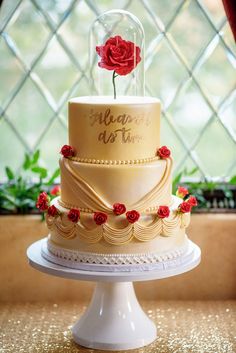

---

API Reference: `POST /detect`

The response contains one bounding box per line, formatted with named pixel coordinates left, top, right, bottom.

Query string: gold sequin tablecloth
left=0, top=301, right=235, bottom=353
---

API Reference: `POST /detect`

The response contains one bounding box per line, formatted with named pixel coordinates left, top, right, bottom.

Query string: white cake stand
left=27, top=238, right=201, bottom=351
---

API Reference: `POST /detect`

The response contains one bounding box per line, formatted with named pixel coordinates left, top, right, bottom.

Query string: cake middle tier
left=60, top=157, right=172, bottom=213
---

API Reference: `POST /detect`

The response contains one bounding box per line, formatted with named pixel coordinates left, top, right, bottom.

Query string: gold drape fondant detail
left=58, top=199, right=94, bottom=213
left=61, top=158, right=111, bottom=213
left=132, top=157, right=172, bottom=212
left=60, top=157, right=172, bottom=213
left=46, top=210, right=189, bottom=245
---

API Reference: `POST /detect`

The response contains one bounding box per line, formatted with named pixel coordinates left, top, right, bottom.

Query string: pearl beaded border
left=70, top=156, right=160, bottom=165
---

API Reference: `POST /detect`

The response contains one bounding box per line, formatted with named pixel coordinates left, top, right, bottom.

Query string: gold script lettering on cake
left=88, top=108, right=151, bottom=144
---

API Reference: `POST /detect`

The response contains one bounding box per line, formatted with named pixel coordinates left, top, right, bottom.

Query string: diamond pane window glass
left=0, top=0, right=235, bottom=180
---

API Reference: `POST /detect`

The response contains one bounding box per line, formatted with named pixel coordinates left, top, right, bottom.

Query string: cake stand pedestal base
left=27, top=238, right=201, bottom=351
left=72, top=281, right=156, bottom=350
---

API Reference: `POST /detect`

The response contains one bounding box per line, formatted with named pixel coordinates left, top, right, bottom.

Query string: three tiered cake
left=36, top=11, right=197, bottom=272
left=37, top=95, right=197, bottom=271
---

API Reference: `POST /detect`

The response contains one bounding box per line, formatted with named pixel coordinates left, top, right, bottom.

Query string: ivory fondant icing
left=69, top=96, right=160, bottom=161
left=44, top=95, right=193, bottom=269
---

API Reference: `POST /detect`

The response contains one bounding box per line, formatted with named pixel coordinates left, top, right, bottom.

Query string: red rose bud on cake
left=157, top=146, right=171, bottom=159
left=176, top=186, right=189, bottom=199
left=178, top=201, right=191, bottom=214
left=94, top=212, right=108, bottom=225
left=68, top=208, right=80, bottom=223
left=60, top=145, right=75, bottom=158
left=113, top=203, right=126, bottom=215
left=50, top=185, right=61, bottom=196
left=126, top=210, right=140, bottom=223
left=157, top=205, right=170, bottom=219
left=96, top=35, right=141, bottom=76
left=187, top=195, right=198, bottom=207
left=47, top=205, right=58, bottom=217
left=36, top=192, right=50, bottom=211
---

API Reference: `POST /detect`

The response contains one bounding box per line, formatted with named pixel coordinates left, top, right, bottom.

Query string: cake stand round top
left=27, top=238, right=201, bottom=282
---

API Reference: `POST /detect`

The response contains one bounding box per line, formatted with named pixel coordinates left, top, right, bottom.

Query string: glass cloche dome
left=89, top=10, right=145, bottom=98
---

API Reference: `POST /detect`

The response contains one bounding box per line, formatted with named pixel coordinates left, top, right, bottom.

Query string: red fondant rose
left=50, top=185, right=61, bottom=196
left=47, top=205, right=58, bottom=217
left=68, top=208, right=80, bottom=223
left=157, top=146, right=171, bottom=159
left=178, top=201, right=191, bottom=214
left=94, top=212, right=108, bottom=225
left=113, top=203, right=126, bottom=215
left=126, top=210, right=140, bottom=223
left=60, top=145, right=75, bottom=158
left=96, top=35, right=141, bottom=76
left=157, top=205, right=170, bottom=219
left=187, top=195, right=198, bottom=207
left=176, top=186, right=189, bottom=199
left=36, top=192, right=50, bottom=211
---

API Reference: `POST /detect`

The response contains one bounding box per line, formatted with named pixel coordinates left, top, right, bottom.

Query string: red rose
left=113, top=203, right=126, bottom=215
left=50, top=185, right=61, bottom=196
left=157, top=206, right=170, bottom=219
left=47, top=205, right=58, bottom=217
left=187, top=196, right=198, bottom=207
left=60, top=145, right=75, bottom=158
left=96, top=35, right=141, bottom=76
left=157, top=146, right=171, bottom=159
left=68, top=208, right=80, bottom=223
left=178, top=201, right=191, bottom=214
left=126, top=210, right=140, bottom=223
left=94, top=212, right=107, bottom=225
left=36, top=192, right=50, bottom=211
left=176, top=186, right=189, bottom=199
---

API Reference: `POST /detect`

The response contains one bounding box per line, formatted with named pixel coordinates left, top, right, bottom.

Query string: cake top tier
left=68, top=96, right=161, bottom=161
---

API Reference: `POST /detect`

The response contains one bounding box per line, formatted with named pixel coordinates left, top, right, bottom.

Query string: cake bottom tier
left=46, top=196, right=190, bottom=249
left=44, top=195, right=192, bottom=271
